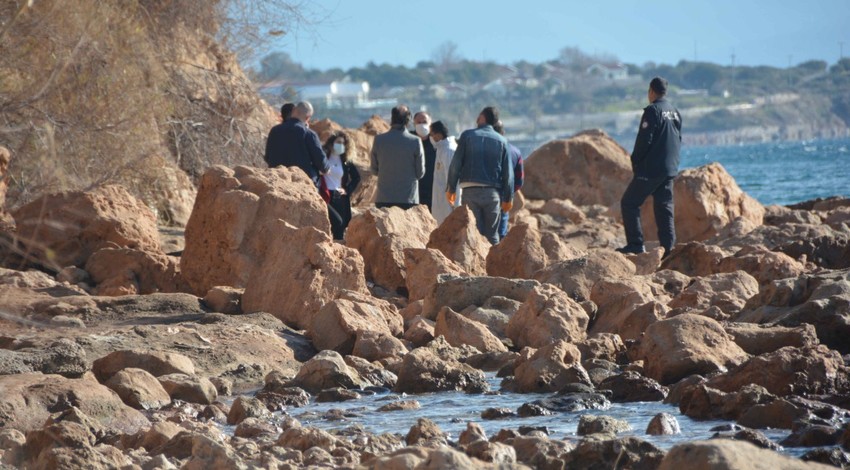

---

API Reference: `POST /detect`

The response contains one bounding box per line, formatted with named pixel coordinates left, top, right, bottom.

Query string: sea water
left=681, top=138, right=850, bottom=206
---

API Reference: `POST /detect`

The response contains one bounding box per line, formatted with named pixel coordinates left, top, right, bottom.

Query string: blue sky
left=275, top=0, right=849, bottom=70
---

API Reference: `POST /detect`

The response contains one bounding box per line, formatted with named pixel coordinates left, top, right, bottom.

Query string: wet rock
left=780, top=424, right=842, bottom=447
left=352, top=330, right=408, bottom=364
left=202, top=286, right=242, bottom=315
left=481, top=408, right=515, bottom=420
left=104, top=368, right=171, bottom=410
left=534, top=250, right=635, bottom=302
left=12, top=184, right=162, bottom=270
left=92, top=349, right=195, bottom=382
left=227, top=396, right=270, bottom=425
left=523, top=131, right=632, bottom=206
left=646, top=413, right=680, bottom=435
left=636, top=314, right=749, bottom=384
left=405, top=418, right=447, bottom=447
left=198, top=404, right=228, bottom=423
left=517, top=403, right=554, bottom=417
left=577, top=415, right=631, bottom=436
left=344, top=356, right=397, bottom=389
left=801, top=448, right=850, bottom=468
left=510, top=341, right=591, bottom=393
left=157, top=374, right=218, bottom=405
left=377, top=400, right=420, bottom=412
left=458, top=421, right=487, bottom=445
left=577, top=333, right=626, bottom=364
left=426, top=205, right=490, bottom=275
left=289, top=350, right=366, bottom=394
left=434, top=306, right=507, bottom=353
left=421, top=275, right=537, bottom=320
left=464, top=351, right=519, bottom=372
left=598, top=371, right=668, bottom=402
left=668, top=270, right=760, bottom=315
left=505, top=284, right=589, bottom=349
left=346, top=205, right=437, bottom=293
left=309, top=291, right=402, bottom=355
left=658, top=439, right=834, bottom=470
left=316, top=387, right=361, bottom=402
left=394, top=347, right=488, bottom=394
left=737, top=398, right=812, bottom=430
left=241, top=221, right=367, bottom=329
left=706, top=345, right=848, bottom=396
left=256, top=378, right=311, bottom=410
left=0, top=372, right=149, bottom=434
left=724, top=323, right=819, bottom=356
left=85, top=247, right=187, bottom=296
left=564, top=436, right=665, bottom=470
left=677, top=383, right=773, bottom=422
left=180, top=165, right=329, bottom=295
left=233, top=417, right=277, bottom=439
left=511, top=435, right=574, bottom=469
left=465, top=439, right=518, bottom=464
left=403, top=248, right=465, bottom=301
left=711, top=427, right=782, bottom=450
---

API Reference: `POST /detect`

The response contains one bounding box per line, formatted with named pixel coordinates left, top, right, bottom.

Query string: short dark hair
left=649, top=77, right=668, bottom=96
left=493, top=120, right=505, bottom=136
left=480, top=106, right=499, bottom=126
left=280, top=102, right=295, bottom=120
left=391, top=105, right=411, bottom=126
left=430, top=120, right=449, bottom=138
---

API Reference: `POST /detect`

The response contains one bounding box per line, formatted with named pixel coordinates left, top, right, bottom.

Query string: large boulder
left=505, top=284, right=589, bottom=349
left=434, top=307, right=507, bottom=353
left=12, top=184, right=162, bottom=270
left=534, top=250, right=635, bottom=302
left=92, top=350, right=196, bottom=382
left=0, top=373, right=149, bottom=433
left=724, top=323, right=819, bottom=356
left=289, top=350, right=366, bottom=393
left=426, top=205, right=489, bottom=275
left=636, top=314, right=749, bottom=384
left=308, top=290, right=402, bottom=355
left=716, top=247, right=806, bottom=286
left=394, top=347, right=488, bottom=394
left=241, top=221, right=367, bottom=330
left=589, top=275, right=657, bottom=335
left=0, top=339, right=87, bottom=378
left=668, top=270, right=760, bottom=316
left=104, top=368, right=171, bottom=410
left=658, top=440, right=835, bottom=470
left=511, top=340, right=591, bottom=393
left=345, top=205, right=437, bottom=293
left=486, top=223, right=580, bottom=279
left=706, top=345, right=849, bottom=396
left=85, top=248, right=188, bottom=296
left=421, top=275, right=538, bottom=321
left=523, top=130, right=632, bottom=206
left=643, top=163, right=765, bottom=243
left=403, top=248, right=465, bottom=301
left=180, top=165, right=329, bottom=295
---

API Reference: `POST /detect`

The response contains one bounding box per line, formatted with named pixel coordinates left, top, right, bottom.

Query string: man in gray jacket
left=371, top=105, right=425, bottom=209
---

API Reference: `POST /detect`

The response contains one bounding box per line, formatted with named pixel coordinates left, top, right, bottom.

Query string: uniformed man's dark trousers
left=620, top=175, right=676, bottom=252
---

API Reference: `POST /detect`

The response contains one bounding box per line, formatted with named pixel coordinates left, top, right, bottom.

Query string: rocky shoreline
left=1, top=126, right=849, bottom=469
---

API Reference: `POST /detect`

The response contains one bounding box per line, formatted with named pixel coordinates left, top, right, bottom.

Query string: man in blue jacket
left=617, top=77, right=682, bottom=258
left=446, top=106, right=514, bottom=245
left=264, top=101, right=330, bottom=186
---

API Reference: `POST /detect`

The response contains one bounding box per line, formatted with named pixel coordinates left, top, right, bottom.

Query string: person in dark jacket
left=617, top=77, right=682, bottom=258
left=370, top=105, right=425, bottom=209
left=493, top=121, right=524, bottom=240
left=263, top=101, right=330, bottom=186
left=412, top=111, right=437, bottom=211
left=320, top=131, right=360, bottom=240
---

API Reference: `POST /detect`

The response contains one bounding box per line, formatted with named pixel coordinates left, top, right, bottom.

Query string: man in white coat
left=428, top=120, right=458, bottom=225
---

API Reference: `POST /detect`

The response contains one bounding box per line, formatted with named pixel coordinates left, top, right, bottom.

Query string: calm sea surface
left=681, top=138, right=850, bottom=206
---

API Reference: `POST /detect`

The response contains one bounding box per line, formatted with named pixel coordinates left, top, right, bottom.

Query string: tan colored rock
left=618, top=301, right=669, bottom=341
left=534, top=250, right=635, bottom=301
left=290, top=350, right=366, bottom=393
left=352, top=330, right=409, bottom=362
left=539, top=198, right=586, bottom=224
left=403, top=316, right=435, bottom=347
left=241, top=221, right=367, bottom=330
left=180, top=165, right=329, bottom=295
left=421, top=275, right=538, bottom=320
left=434, top=307, right=508, bottom=353
left=668, top=270, right=760, bottom=315
left=157, top=374, right=218, bottom=405
left=0, top=372, right=149, bottom=434
left=523, top=131, right=632, bottom=206
left=658, top=440, right=835, bottom=470
left=487, top=223, right=557, bottom=279
left=577, top=333, right=626, bottom=363
left=626, top=247, right=665, bottom=275
left=203, top=286, right=243, bottom=315
left=121, top=421, right=183, bottom=451
left=589, top=276, right=657, bottom=335
left=394, top=347, right=488, bottom=394
left=406, top=418, right=447, bottom=447
left=643, top=163, right=765, bottom=243
left=404, top=248, right=465, bottom=301
left=105, top=368, right=171, bottom=410
left=345, top=205, right=437, bottom=292
left=277, top=426, right=339, bottom=452
left=227, top=396, right=270, bottom=425
left=465, top=439, right=518, bottom=464
left=646, top=412, right=681, bottom=435
left=717, top=247, right=806, bottom=286
left=512, top=340, right=591, bottom=393
left=12, top=185, right=162, bottom=270
left=725, top=323, right=819, bottom=356
left=85, top=247, right=187, bottom=296
left=661, top=242, right=728, bottom=277
left=505, top=283, right=589, bottom=349
left=0, top=146, right=13, bottom=232
left=637, top=314, right=749, bottom=384
left=706, top=345, right=848, bottom=396
left=426, top=206, right=489, bottom=275
left=92, top=350, right=196, bottom=382
left=308, top=290, right=401, bottom=355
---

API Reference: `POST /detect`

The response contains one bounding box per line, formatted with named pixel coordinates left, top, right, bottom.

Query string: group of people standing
left=264, top=101, right=524, bottom=244
left=263, top=76, right=681, bottom=257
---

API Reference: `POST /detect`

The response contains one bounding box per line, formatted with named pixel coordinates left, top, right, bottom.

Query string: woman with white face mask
left=428, top=120, right=459, bottom=225
left=320, top=131, right=361, bottom=240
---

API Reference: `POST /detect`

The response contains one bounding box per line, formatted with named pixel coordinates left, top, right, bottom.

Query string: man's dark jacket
left=413, top=131, right=437, bottom=209
left=264, top=118, right=329, bottom=184
left=631, top=98, right=682, bottom=178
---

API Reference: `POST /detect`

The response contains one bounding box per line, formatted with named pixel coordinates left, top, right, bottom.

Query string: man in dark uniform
left=616, top=77, right=682, bottom=258
left=263, top=101, right=330, bottom=186
left=412, top=111, right=437, bottom=211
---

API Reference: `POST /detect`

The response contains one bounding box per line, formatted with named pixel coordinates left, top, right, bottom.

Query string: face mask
left=415, top=123, right=430, bottom=138
left=333, top=143, right=345, bottom=155
left=429, top=136, right=438, bottom=146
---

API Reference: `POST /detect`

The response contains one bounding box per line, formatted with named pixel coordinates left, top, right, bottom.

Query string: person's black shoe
left=615, top=245, right=646, bottom=255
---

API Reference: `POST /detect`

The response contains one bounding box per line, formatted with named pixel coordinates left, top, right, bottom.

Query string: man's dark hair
left=280, top=102, right=294, bottom=120
left=493, top=120, right=505, bottom=136
left=649, top=77, right=668, bottom=96
left=391, top=105, right=411, bottom=126
left=430, top=120, right=449, bottom=138
left=480, top=106, right=499, bottom=126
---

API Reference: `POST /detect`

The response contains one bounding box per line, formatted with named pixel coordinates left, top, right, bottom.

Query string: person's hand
left=501, top=201, right=513, bottom=213
left=337, top=188, right=346, bottom=196
left=446, top=192, right=456, bottom=206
